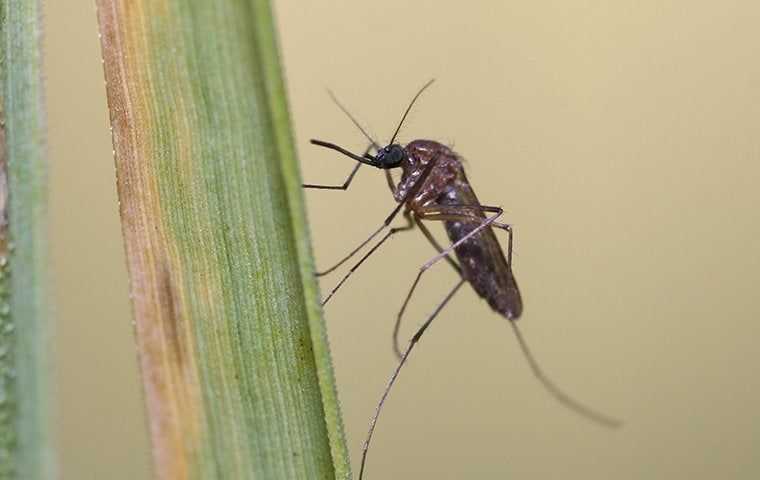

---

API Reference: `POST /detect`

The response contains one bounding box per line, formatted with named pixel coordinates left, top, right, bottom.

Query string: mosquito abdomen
left=439, top=181, right=523, bottom=320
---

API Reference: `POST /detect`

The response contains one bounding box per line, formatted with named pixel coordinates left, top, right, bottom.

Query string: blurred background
left=47, top=1, right=759, bottom=479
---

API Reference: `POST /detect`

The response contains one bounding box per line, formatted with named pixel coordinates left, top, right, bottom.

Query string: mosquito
left=303, top=80, right=620, bottom=479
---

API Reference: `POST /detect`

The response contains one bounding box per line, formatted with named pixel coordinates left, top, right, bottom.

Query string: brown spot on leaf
left=158, top=262, right=188, bottom=371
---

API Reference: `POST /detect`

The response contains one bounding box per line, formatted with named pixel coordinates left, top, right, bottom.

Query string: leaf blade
left=96, top=0, right=351, bottom=478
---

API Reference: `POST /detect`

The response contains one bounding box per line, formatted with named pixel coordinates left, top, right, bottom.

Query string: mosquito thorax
left=374, top=144, right=406, bottom=169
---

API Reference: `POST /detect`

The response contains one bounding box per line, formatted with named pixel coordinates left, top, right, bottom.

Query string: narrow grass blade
left=96, top=0, right=351, bottom=478
left=0, top=0, right=52, bottom=479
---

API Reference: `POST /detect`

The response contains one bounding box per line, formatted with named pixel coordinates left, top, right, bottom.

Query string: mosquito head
left=374, top=144, right=406, bottom=169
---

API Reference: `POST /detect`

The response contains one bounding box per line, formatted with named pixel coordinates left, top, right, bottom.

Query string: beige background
left=46, top=1, right=760, bottom=479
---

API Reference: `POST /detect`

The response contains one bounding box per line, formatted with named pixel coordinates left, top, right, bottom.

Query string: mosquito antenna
left=389, top=78, right=435, bottom=145
left=508, top=320, right=622, bottom=428
left=327, top=89, right=381, bottom=150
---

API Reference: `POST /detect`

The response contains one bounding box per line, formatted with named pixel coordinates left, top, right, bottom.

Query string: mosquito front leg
left=302, top=144, right=374, bottom=191
left=384, top=169, right=396, bottom=194
left=302, top=162, right=362, bottom=191
left=317, top=156, right=440, bottom=300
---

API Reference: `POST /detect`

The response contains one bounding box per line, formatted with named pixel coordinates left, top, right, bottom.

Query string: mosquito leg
left=413, top=204, right=515, bottom=264
left=384, top=169, right=396, bottom=193
left=393, top=207, right=504, bottom=360
left=411, top=207, right=622, bottom=427
left=414, top=217, right=461, bottom=274
left=394, top=203, right=503, bottom=356
left=391, top=217, right=461, bottom=359
left=321, top=212, right=413, bottom=306
left=302, top=144, right=374, bottom=191
left=415, top=204, right=514, bottom=265
left=315, top=201, right=406, bottom=277
left=507, top=320, right=622, bottom=428
left=484, top=225, right=622, bottom=427
left=302, top=162, right=362, bottom=190
left=496, top=223, right=514, bottom=267
left=419, top=207, right=504, bottom=268
left=359, top=277, right=466, bottom=480
left=315, top=155, right=440, bottom=278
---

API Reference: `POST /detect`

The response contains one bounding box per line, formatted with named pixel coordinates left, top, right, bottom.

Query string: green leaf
left=0, top=0, right=52, bottom=478
left=96, top=0, right=351, bottom=478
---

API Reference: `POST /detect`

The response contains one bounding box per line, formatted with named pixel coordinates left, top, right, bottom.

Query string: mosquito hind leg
left=391, top=217, right=461, bottom=359
left=414, top=218, right=462, bottom=275
left=490, top=226, right=623, bottom=427
left=359, top=277, right=466, bottom=480
left=418, top=203, right=515, bottom=266
left=491, top=222, right=514, bottom=267
left=411, top=206, right=622, bottom=428
left=392, top=207, right=504, bottom=358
